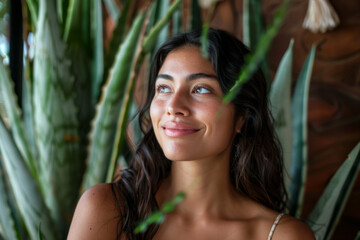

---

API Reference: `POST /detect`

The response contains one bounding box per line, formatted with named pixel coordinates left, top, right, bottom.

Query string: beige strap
left=267, top=213, right=284, bottom=240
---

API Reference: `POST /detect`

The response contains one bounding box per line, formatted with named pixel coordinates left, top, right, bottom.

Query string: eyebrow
left=156, top=73, right=218, bottom=82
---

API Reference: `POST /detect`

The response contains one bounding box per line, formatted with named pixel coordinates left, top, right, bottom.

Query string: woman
left=68, top=29, right=315, bottom=240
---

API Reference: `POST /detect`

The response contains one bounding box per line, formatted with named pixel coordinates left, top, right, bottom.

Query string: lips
left=162, top=122, right=200, bottom=137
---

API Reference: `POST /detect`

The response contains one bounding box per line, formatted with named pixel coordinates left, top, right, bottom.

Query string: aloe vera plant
left=288, top=44, right=316, bottom=216
left=269, top=39, right=294, bottom=189
left=308, top=142, right=360, bottom=240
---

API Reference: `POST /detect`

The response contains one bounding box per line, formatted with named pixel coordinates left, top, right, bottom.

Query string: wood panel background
left=209, top=0, right=360, bottom=239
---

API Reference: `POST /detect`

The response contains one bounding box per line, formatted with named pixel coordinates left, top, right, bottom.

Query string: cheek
left=209, top=105, right=236, bottom=134
left=150, top=99, right=165, bottom=130
left=202, top=103, right=233, bottom=123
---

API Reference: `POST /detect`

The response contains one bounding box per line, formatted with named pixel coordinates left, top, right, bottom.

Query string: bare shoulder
left=273, top=214, right=315, bottom=240
left=67, top=183, right=122, bottom=240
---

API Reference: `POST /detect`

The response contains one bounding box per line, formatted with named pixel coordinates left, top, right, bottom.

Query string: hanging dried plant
left=303, top=0, right=339, bottom=33
left=198, top=0, right=218, bottom=9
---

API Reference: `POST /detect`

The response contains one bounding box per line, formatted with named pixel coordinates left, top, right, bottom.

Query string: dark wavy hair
left=112, top=28, right=287, bottom=239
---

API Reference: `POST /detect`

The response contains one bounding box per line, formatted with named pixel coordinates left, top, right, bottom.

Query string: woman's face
left=150, top=45, right=243, bottom=161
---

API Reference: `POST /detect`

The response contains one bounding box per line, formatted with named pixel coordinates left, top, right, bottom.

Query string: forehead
left=158, top=45, right=217, bottom=76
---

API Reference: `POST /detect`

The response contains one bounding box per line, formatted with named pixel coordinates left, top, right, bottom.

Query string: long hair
left=112, top=28, right=287, bottom=239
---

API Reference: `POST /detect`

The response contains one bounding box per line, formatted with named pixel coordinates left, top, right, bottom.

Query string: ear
left=235, top=115, right=245, bottom=133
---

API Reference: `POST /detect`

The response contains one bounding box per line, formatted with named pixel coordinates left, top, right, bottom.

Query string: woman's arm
left=67, top=183, right=121, bottom=240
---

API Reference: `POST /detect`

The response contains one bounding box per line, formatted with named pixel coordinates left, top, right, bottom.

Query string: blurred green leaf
left=22, top=59, right=38, bottom=169
left=242, top=0, right=263, bottom=50
left=64, top=0, right=91, bottom=46
left=307, top=142, right=360, bottom=240
left=106, top=36, right=145, bottom=182
left=200, top=23, right=209, bottom=58
left=38, top=223, right=44, bottom=240
left=288, top=45, right=316, bottom=216
left=0, top=117, right=56, bottom=240
left=84, top=12, right=146, bottom=189
left=25, top=0, right=38, bottom=26
left=134, top=191, right=186, bottom=234
left=67, top=0, right=95, bottom=171
left=90, top=0, right=104, bottom=105
left=143, top=0, right=183, bottom=53
left=0, top=165, right=21, bottom=240
left=191, top=0, right=202, bottom=30
left=0, top=58, right=37, bottom=181
left=172, top=1, right=182, bottom=35
left=33, top=0, right=82, bottom=235
left=0, top=0, right=8, bottom=18
left=223, top=0, right=290, bottom=103
left=104, top=0, right=131, bottom=93
left=134, top=210, right=165, bottom=233
left=162, top=192, right=185, bottom=213
left=153, top=0, right=170, bottom=52
left=104, top=0, right=120, bottom=21
left=242, top=0, right=270, bottom=85
left=63, top=0, right=78, bottom=42
left=0, top=0, right=8, bottom=35
left=146, top=211, right=165, bottom=224
left=269, top=39, right=294, bottom=190
left=145, top=0, right=171, bottom=64
left=355, top=231, right=360, bottom=240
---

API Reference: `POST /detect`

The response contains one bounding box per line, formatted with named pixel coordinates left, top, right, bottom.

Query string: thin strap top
left=267, top=213, right=284, bottom=240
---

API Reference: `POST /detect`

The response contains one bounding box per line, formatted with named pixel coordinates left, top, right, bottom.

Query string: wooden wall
left=210, top=0, right=360, bottom=239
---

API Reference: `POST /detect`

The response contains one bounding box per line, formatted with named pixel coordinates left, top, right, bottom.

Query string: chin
left=163, top=151, right=197, bottom=161
left=164, top=153, right=189, bottom=161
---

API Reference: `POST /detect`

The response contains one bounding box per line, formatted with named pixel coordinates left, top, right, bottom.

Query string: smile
left=163, top=128, right=199, bottom=137
left=162, top=122, right=200, bottom=137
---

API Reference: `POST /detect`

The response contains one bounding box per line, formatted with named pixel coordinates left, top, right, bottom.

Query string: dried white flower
left=303, top=0, right=340, bottom=33
left=198, top=0, right=218, bottom=9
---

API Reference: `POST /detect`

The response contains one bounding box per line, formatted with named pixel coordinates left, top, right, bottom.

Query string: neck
left=157, top=155, right=240, bottom=219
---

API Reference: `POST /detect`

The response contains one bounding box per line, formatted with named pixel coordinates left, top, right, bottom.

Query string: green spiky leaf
left=84, top=12, right=146, bottom=189
left=25, top=0, right=38, bottom=26
left=307, top=142, right=360, bottom=240
left=162, top=192, right=186, bottom=213
left=143, top=0, right=183, bottom=53
left=172, top=1, right=182, bottom=35
left=223, top=0, right=291, bottom=103
left=242, top=0, right=270, bottom=84
left=103, top=0, right=120, bottom=21
left=134, top=192, right=186, bottom=234
left=90, top=0, right=104, bottom=105
left=33, top=0, right=82, bottom=235
left=200, top=23, right=209, bottom=58
left=0, top=165, right=21, bottom=240
left=355, top=231, right=360, bottom=240
left=288, top=45, right=316, bottom=216
left=269, top=39, right=294, bottom=190
left=0, top=58, right=37, bottom=180
left=103, top=0, right=131, bottom=94
left=0, top=117, right=56, bottom=240
left=63, top=0, right=80, bottom=42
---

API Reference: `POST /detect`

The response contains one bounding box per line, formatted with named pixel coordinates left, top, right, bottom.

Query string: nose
left=166, top=91, right=190, bottom=117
